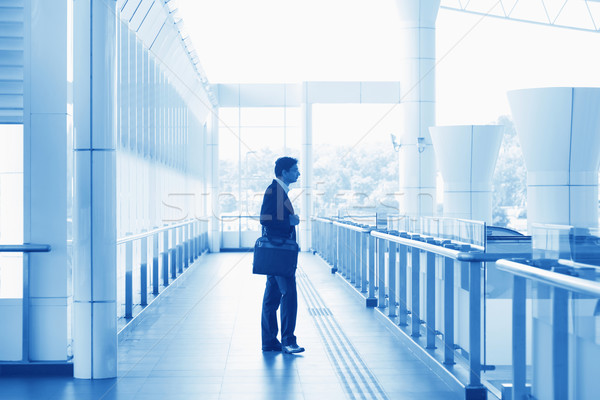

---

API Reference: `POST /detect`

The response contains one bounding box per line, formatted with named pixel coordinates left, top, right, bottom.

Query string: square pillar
left=24, top=0, right=72, bottom=362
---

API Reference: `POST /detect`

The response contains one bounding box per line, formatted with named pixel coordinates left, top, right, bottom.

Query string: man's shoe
left=262, top=345, right=282, bottom=352
left=282, top=344, right=305, bottom=354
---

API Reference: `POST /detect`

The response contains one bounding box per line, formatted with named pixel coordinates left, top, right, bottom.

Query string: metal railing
left=388, top=215, right=487, bottom=248
left=496, top=258, right=600, bottom=400
left=117, top=219, right=209, bottom=320
left=311, top=217, right=532, bottom=399
left=0, top=244, right=51, bottom=364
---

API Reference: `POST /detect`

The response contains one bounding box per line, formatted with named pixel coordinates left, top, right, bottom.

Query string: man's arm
left=260, top=185, right=291, bottom=234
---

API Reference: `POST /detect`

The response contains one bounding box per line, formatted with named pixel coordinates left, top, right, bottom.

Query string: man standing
left=260, top=157, right=305, bottom=354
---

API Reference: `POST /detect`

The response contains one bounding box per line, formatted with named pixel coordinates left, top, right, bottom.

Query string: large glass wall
left=312, top=104, right=400, bottom=223
left=115, top=20, right=207, bottom=317
left=219, top=106, right=300, bottom=249
left=0, top=124, right=23, bottom=299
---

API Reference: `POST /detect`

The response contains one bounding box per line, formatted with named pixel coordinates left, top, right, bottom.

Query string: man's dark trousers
left=261, top=274, right=298, bottom=348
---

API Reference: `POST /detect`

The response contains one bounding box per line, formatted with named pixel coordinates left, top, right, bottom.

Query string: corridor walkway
left=0, top=253, right=462, bottom=400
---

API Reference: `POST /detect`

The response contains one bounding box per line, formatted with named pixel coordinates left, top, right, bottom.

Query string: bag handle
left=262, top=226, right=293, bottom=244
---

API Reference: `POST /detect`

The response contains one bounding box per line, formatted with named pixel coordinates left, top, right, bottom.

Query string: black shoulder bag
left=252, top=230, right=299, bottom=278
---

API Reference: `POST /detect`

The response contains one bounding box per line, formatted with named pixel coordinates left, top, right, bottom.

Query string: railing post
left=140, top=230, right=148, bottom=307
left=336, top=224, right=341, bottom=274
left=512, top=275, right=526, bottom=400
left=345, top=228, right=350, bottom=279
left=388, top=239, right=397, bottom=318
left=317, top=220, right=321, bottom=255
left=323, top=221, right=327, bottom=260
left=177, top=226, right=183, bottom=273
left=193, top=221, right=198, bottom=257
left=378, top=237, right=387, bottom=309
left=329, top=222, right=334, bottom=265
left=189, top=222, right=193, bottom=263
left=190, top=222, right=195, bottom=262
left=187, top=223, right=192, bottom=265
left=346, top=228, right=351, bottom=279
left=341, top=227, right=347, bottom=277
left=326, top=222, right=331, bottom=270
left=411, top=245, right=421, bottom=338
left=202, top=220, right=206, bottom=255
left=182, top=225, right=188, bottom=270
left=310, top=219, right=319, bottom=254
left=467, top=261, right=486, bottom=398
left=162, top=226, right=169, bottom=286
left=203, top=221, right=208, bottom=252
left=125, top=233, right=133, bottom=319
left=198, top=222, right=204, bottom=257
left=342, top=227, right=349, bottom=279
left=426, top=249, right=436, bottom=349
left=366, top=233, right=377, bottom=307
left=197, top=221, right=202, bottom=256
left=553, top=286, right=569, bottom=400
left=337, top=226, right=343, bottom=274
left=170, top=228, right=177, bottom=279
left=361, top=230, right=368, bottom=293
left=398, top=242, right=408, bottom=326
left=354, top=230, right=361, bottom=288
left=443, top=256, right=455, bottom=364
left=152, top=229, right=159, bottom=295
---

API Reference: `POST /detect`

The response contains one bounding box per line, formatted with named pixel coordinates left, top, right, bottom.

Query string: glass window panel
left=240, top=127, right=284, bottom=153
left=218, top=106, right=304, bottom=249
left=219, top=125, right=240, bottom=162
left=284, top=126, right=301, bottom=156
left=313, top=104, right=402, bottom=146
left=218, top=107, right=239, bottom=127
left=0, top=124, right=23, bottom=299
left=311, top=104, right=400, bottom=218
left=284, top=107, right=301, bottom=127
left=240, top=107, right=285, bottom=127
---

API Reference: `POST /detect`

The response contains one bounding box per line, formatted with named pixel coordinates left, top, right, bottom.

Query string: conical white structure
left=508, top=87, right=600, bottom=231
left=395, top=0, right=441, bottom=217
left=429, top=125, right=504, bottom=223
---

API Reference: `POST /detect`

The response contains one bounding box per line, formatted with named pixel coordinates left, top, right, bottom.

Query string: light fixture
left=417, top=137, right=426, bottom=153
left=390, top=134, right=401, bottom=152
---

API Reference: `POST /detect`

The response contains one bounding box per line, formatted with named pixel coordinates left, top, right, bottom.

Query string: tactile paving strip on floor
left=297, top=269, right=390, bottom=400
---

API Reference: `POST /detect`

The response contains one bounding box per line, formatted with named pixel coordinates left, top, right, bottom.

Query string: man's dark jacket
left=260, top=180, right=296, bottom=241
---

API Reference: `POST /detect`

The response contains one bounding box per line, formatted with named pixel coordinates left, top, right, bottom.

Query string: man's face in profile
left=282, top=164, right=300, bottom=185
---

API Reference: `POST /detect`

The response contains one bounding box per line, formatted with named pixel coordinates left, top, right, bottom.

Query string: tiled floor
left=0, top=252, right=463, bottom=400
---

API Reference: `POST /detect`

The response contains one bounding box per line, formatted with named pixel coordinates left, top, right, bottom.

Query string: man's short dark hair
left=274, top=157, right=298, bottom=177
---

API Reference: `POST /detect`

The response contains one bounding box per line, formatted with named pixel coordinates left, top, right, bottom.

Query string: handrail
left=338, top=220, right=534, bottom=261
left=0, top=244, right=51, bottom=252
left=456, top=251, right=532, bottom=262
left=116, top=219, right=205, bottom=245
left=557, top=258, right=600, bottom=272
left=371, top=230, right=463, bottom=258
left=496, top=258, right=600, bottom=297
left=332, top=221, right=371, bottom=233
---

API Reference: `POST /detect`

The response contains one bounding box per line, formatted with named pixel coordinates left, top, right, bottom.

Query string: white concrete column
left=508, top=87, right=600, bottom=232
left=300, top=89, right=313, bottom=252
left=72, top=0, right=118, bottom=379
left=429, top=125, right=504, bottom=223
left=208, top=107, right=220, bottom=252
left=395, top=0, right=441, bottom=217
left=23, top=0, right=72, bottom=362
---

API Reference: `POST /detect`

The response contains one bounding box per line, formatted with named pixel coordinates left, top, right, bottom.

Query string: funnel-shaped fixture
left=430, top=125, right=504, bottom=223
left=508, top=87, right=600, bottom=231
